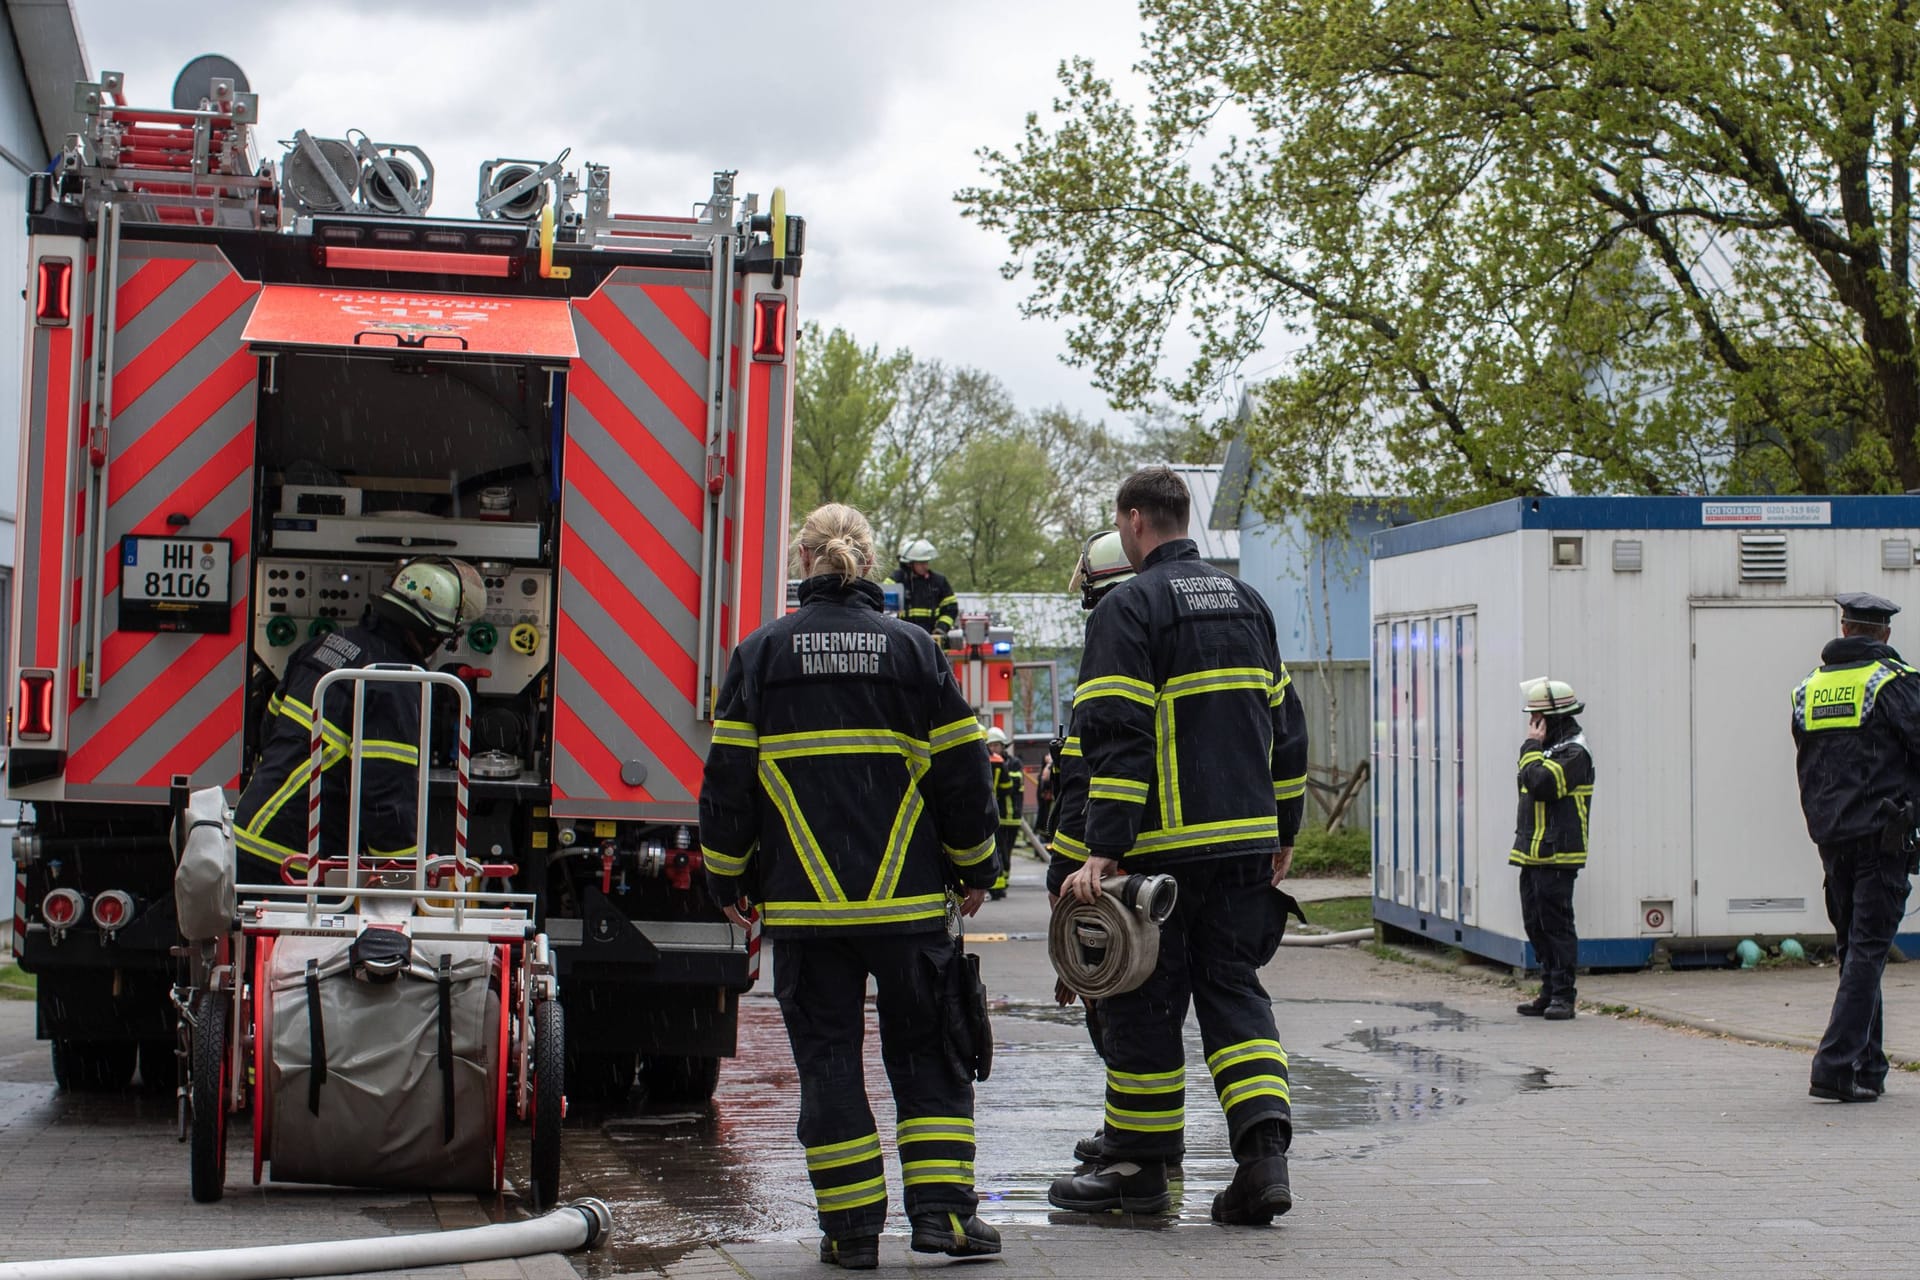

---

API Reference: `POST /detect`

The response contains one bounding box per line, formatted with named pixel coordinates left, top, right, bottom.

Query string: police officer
left=1791, top=592, right=1920, bottom=1103
left=700, top=503, right=1002, bottom=1268
left=987, top=727, right=1021, bottom=899
left=1510, top=678, right=1595, bottom=1021
left=234, top=557, right=486, bottom=883
left=1046, top=468, right=1308, bottom=1227
left=885, top=538, right=959, bottom=637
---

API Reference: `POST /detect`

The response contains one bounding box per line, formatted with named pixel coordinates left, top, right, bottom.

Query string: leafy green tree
left=961, top=0, right=1920, bottom=506
left=790, top=322, right=908, bottom=513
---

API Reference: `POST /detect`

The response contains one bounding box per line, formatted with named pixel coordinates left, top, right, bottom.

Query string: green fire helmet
left=383, top=557, right=487, bottom=637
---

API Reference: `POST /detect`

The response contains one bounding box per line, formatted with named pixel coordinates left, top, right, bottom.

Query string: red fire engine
left=6, top=63, right=798, bottom=1102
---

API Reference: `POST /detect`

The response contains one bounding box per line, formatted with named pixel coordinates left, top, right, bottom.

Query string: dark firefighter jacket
left=1507, top=723, right=1595, bottom=868
left=234, top=607, right=425, bottom=869
left=1053, top=539, right=1308, bottom=871
left=995, top=749, right=1023, bottom=828
left=698, top=575, right=999, bottom=936
left=885, top=567, right=959, bottom=635
left=1045, top=727, right=1089, bottom=895
left=1792, top=636, right=1920, bottom=846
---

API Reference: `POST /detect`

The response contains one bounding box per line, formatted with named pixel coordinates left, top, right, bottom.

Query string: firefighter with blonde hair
left=700, top=502, right=1002, bottom=1268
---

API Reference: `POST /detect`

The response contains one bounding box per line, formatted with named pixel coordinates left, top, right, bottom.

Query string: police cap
left=1836, top=592, right=1902, bottom=626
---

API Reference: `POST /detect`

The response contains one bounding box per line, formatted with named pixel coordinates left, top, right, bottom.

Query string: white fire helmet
left=985, top=725, right=1009, bottom=747
left=1069, top=530, right=1136, bottom=608
left=901, top=538, right=937, bottom=563
left=1520, top=677, right=1584, bottom=717
left=383, top=557, right=487, bottom=637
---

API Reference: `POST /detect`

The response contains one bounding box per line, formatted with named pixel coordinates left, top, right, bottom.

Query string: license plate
left=121, top=537, right=232, bottom=605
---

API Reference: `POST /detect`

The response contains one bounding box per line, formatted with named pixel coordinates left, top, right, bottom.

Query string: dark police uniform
left=885, top=566, right=959, bottom=636
left=1508, top=716, right=1595, bottom=1015
left=699, top=574, right=999, bottom=1244
left=1047, top=538, right=1308, bottom=1206
left=233, top=607, right=425, bottom=882
left=1791, top=592, right=1920, bottom=1102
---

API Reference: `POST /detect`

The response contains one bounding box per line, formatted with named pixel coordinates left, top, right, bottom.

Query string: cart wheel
left=642, top=1055, right=721, bottom=1104
left=529, top=998, right=564, bottom=1211
left=189, top=990, right=230, bottom=1204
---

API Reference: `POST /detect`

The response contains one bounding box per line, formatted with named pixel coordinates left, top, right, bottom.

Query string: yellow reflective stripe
left=902, top=1160, right=973, bottom=1185
left=1156, top=698, right=1181, bottom=827
left=760, top=895, right=948, bottom=928
left=1061, top=735, right=1083, bottom=758
left=1050, top=831, right=1089, bottom=862
left=757, top=761, right=847, bottom=903
left=871, top=786, right=926, bottom=901
left=235, top=826, right=297, bottom=864
left=806, top=1133, right=883, bottom=1172
left=1269, top=664, right=1293, bottom=706
left=1104, top=1102, right=1184, bottom=1132
left=1073, top=675, right=1156, bottom=708
left=1273, top=775, right=1306, bottom=801
left=946, top=836, right=995, bottom=867
left=759, top=728, right=930, bottom=768
left=1530, top=801, right=1546, bottom=861
left=897, top=1116, right=974, bottom=1141
left=1517, top=751, right=1545, bottom=771
left=1126, top=816, right=1277, bottom=856
left=814, top=1175, right=888, bottom=1212
left=712, top=719, right=759, bottom=749
left=366, top=843, right=419, bottom=859
left=930, top=717, right=986, bottom=754
left=241, top=758, right=326, bottom=857
left=1219, top=1076, right=1292, bottom=1110
left=1207, top=1038, right=1289, bottom=1073
left=1540, top=756, right=1568, bottom=797
left=359, top=739, right=420, bottom=766
left=1089, top=775, right=1150, bottom=804
left=1107, top=1065, right=1185, bottom=1094
left=703, top=845, right=750, bottom=876
left=1163, top=667, right=1272, bottom=698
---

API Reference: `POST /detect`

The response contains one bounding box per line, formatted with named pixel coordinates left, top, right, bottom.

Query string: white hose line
left=0, top=1201, right=612, bottom=1280
left=1281, top=928, right=1376, bottom=946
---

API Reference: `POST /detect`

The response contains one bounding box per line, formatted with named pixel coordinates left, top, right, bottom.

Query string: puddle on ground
left=545, top=994, right=1547, bottom=1275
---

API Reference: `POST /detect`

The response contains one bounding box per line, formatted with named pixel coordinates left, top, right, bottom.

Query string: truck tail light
left=35, top=258, right=72, bottom=327
left=16, top=670, right=54, bottom=741
left=751, top=295, right=787, bottom=361
left=91, top=890, right=134, bottom=931
left=42, top=887, right=84, bottom=928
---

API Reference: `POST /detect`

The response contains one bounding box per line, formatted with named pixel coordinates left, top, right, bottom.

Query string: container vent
left=1883, top=538, right=1914, bottom=570
left=1612, top=539, right=1644, bottom=572
left=1738, top=534, right=1787, bottom=582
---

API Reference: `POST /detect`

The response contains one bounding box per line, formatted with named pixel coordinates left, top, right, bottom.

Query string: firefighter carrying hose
left=1046, top=467, right=1308, bottom=1226
left=233, top=556, right=487, bottom=884
left=885, top=538, right=959, bottom=637
left=699, top=503, right=1002, bottom=1269
left=987, top=727, right=1021, bottom=899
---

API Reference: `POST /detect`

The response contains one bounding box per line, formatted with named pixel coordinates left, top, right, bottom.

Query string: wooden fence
left=1290, top=660, right=1372, bottom=831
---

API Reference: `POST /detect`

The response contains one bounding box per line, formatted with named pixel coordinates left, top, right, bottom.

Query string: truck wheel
left=529, top=999, right=564, bottom=1211
left=189, top=991, right=229, bottom=1203
left=642, top=1055, right=721, bottom=1104
left=139, top=1038, right=178, bottom=1095
left=53, top=1041, right=137, bottom=1092
left=566, top=1049, right=635, bottom=1106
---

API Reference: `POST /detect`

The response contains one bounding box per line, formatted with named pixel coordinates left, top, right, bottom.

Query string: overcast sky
left=70, top=0, right=1157, bottom=425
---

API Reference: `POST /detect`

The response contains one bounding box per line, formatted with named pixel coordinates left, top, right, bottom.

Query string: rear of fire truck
left=6, top=67, right=798, bottom=1100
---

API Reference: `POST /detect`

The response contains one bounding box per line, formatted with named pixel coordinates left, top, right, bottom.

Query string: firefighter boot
left=909, top=1212, right=1002, bottom=1258
left=1211, top=1122, right=1293, bottom=1226
left=1543, top=1000, right=1577, bottom=1021
left=1516, top=991, right=1551, bottom=1017
left=1047, top=1160, right=1172, bottom=1214
left=1074, top=1126, right=1184, bottom=1176
left=817, top=1234, right=879, bottom=1270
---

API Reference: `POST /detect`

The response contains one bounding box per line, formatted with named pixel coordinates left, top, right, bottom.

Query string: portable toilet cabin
left=1367, top=495, right=1920, bottom=969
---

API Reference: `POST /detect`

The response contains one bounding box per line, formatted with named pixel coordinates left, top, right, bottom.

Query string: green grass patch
left=1365, top=942, right=1413, bottom=965
left=1302, top=895, right=1374, bottom=933
left=1289, top=822, right=1370, bottom=877
left=0, top=961, right=34, bottom=1001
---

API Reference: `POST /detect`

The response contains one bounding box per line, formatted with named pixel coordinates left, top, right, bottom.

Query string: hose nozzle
left=1102, top=873, right=1177, bottom=925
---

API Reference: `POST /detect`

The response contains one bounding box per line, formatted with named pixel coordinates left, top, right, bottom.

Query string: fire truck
left=6, top=63, right=799, bottom=1102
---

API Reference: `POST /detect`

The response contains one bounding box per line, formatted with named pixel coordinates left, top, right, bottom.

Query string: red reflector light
left=752, top=295, right=787, bottom=361
left=35, top=258, right=72, bottom=326
left=42, top=888, right=83, bottom=927
left=16, top=670, right=54, bottom=741
left=321, top=245, right=514, bottom=278
left=92, top=890, right=133, bottom=930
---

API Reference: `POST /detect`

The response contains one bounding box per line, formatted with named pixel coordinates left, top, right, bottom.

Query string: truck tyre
left=567, top=1049, right=635, bottom=1106
left=642, top=1054, right=721, bottom=1104
left=189, top=990, right=229, bottom=1203
left=53, top=1040, right=137, bottom=1092
left=529, top=999, right=564, bottom=1211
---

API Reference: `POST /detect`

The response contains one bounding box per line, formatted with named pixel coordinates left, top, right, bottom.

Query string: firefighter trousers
left=772, top=932, right=978, bottom=1238
left=1518, top=866, right=1579, bottom=1003
left=993, top=827, right=1017, bottom=890
left=1814, top=842, right=1911, bottom=1091
left=1096, top=853, right=1291, bottom=1163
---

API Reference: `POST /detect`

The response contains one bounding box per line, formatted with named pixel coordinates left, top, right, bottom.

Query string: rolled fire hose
left=1049, top=874, right=1178, bottom=999
left=0, top=1201, right=612, bottom=1280
left=1282, top=928, right=1375, bottom=946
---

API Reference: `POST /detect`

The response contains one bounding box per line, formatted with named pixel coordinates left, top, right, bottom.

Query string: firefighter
left=700, top=502, right=1002, bottom=1268
left=885, top=538, right=959, bottom=637
left=1046, top=468, right=1308, bottom=1227
left=233, top=556, right=487, bottom=884
left=987, top=726, right=1021, bottom=899
left=1791, top=592, right=1920, bottom=1103
left=1510, top=678, right=1595, bottom=1022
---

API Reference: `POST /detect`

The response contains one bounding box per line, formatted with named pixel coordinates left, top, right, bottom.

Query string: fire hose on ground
left=0, top=1201, right=613, bottom=1280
